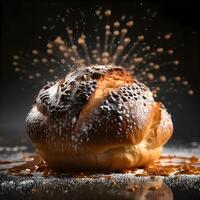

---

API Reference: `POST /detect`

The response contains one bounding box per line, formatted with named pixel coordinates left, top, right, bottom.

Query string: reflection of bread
left=26, top=65, right=173, bottom=170
left=30, top=179, right=173, bottom=200
left=128, top=180, right=173, bottom=200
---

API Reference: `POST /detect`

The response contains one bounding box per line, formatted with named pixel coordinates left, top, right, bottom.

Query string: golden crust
left=26, top=65, right=173, bottom=171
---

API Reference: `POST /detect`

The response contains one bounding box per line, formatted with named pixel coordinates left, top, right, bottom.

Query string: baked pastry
left=26, top=65, right=173, bottom=171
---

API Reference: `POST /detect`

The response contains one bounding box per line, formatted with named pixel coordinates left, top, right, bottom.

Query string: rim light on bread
left=26, top=65, right=173, bottom=171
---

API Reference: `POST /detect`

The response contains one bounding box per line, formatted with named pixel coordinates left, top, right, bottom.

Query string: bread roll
left=26, top=65, right=173, bottom=170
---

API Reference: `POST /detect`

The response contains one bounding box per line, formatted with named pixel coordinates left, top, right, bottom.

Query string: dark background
left=0, top=0, right=200, bottom=146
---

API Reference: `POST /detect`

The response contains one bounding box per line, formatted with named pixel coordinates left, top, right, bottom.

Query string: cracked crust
left=26, top=65, right=173, bottom=170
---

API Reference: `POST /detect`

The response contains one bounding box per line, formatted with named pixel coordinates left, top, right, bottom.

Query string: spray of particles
left=12, top=7, right=195, bottom=97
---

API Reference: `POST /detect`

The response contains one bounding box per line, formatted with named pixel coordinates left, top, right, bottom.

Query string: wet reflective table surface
left=0, top=145, right=200, bottom=200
